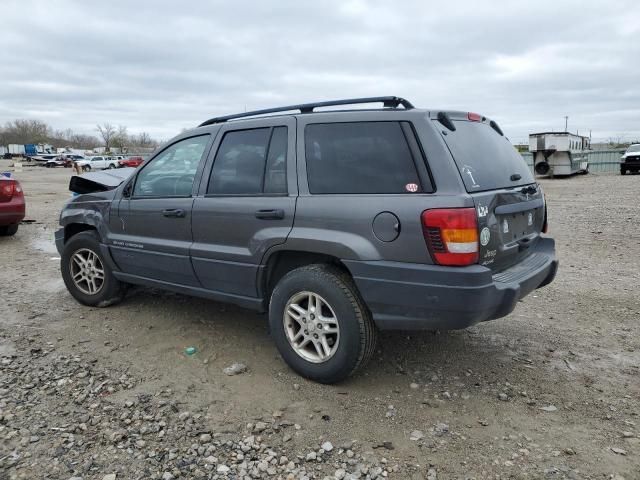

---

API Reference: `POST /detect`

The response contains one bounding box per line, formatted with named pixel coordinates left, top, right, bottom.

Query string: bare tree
left=112, top=125, right=129, bottom=151
left=96, top=123, right=117, bottom=150
left=0, top=119, right=51, bottom=144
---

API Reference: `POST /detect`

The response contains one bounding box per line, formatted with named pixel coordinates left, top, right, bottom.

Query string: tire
left=0, top=224, right=18, bottom=236
left=621, top=168, right=626, bottom=175
left=108, top=163, right=116, bottom=169
left=269, top=264, right=377, bottom=384
left=61, top=230, right=125, bottom=307
left=82, top=165, right=90, bottom=172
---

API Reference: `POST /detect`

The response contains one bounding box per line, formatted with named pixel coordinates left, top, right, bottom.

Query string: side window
left=305, top=122, right=421, bottom=194
left=133, top=135, right=209, bottom=197
left=207, top=126, right=288, bottom=195
left=264, top=127, right=288, bottom=194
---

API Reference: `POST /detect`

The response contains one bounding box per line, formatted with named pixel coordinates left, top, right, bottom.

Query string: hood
left=69, top=167, right=135, bottom=194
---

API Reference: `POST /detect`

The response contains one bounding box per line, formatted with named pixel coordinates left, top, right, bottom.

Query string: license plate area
left=499, top=211, right=536, bottom=244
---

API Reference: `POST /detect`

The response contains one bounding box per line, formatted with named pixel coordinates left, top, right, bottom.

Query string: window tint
left=134, top=135, right=209, bottom=197
left=208, top=127, right=288, bottom=195
left=439, top=120, right=534, bottom=192
left=264, top=127, right=287, bottom=194
left=305, top=122, right=421, bottom=194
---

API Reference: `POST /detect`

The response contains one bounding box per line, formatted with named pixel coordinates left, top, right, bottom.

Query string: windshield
left=438, top=120, right=534, bottom=192
left=626, top=145, right=640, bottom=153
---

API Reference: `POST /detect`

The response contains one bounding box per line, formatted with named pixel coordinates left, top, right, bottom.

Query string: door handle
left=255, top=209, right=285, bottom=220
left=162, top=208, right=186, bottom=218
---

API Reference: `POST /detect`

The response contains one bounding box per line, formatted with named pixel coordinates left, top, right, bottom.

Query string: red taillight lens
left=0, top=180, right=17, bottom=202
left=467, top=112, right=483, bottom=122
left=422, top=208, right=479, bottom=266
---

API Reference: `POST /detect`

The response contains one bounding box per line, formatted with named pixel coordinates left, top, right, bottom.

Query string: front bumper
left=345, top=237, right=558, bottom=330
left=55, top=228, right=65, bottom=255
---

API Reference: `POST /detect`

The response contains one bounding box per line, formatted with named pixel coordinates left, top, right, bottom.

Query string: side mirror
left=122, top=180, right=134, bottom=198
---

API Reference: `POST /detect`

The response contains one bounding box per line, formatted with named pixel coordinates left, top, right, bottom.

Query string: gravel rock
left=223, top=362, right=247, bottom=375
left=321, top=441, right=334, bottom=452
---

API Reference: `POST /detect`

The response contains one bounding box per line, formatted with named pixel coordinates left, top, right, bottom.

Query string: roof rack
left=198, top=96, right=414, bottom=127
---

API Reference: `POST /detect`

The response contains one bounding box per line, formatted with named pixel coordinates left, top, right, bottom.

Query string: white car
left=76, top=156, right=119, bottom=171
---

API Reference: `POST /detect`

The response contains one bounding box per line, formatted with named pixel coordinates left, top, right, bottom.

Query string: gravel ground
left=1, top=161, right=638, bottom=480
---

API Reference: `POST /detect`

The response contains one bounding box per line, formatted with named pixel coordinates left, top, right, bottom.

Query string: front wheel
left=82, top=165, right=90, bottom=172
left=61, top=231, right=125, bottom=307
left=621, top=168, right=626, bottom=175
left=108, top=163, right=116, bottom=169
left=269, top=265, right=377, bottom=384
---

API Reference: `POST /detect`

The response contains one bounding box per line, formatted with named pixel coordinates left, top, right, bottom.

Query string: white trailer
left=8, top=144, right=26, bottom=156
left=0, top=146, right=7, bottom=156
left=529, top=132, right=589, bottom=176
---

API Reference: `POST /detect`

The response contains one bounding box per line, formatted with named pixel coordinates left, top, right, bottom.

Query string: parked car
left=55, top=96, right=558, bottom=383
left=0, top=175, right=25, bottom=236
left=620, top=144, right=640, bottom=175
left=75, top=156, right=119, bottom=171
left=118, top=156, right=145, bottom=168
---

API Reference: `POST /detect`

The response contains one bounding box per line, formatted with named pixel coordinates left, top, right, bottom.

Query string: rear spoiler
left=69, top=168, right=135, bottom=194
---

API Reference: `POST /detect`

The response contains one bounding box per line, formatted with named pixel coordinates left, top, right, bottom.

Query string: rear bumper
left=345, top=237, right=557, bottom=330
left=0, top=200, right=25, bottom=226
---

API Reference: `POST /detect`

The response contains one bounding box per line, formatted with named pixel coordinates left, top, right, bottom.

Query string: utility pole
left=564, top=116, right=568, bottom=132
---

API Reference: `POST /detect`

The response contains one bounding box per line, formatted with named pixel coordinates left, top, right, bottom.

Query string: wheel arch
left=259, top=249, right=354, bottom=304
left=64, top=222, right=97, bottom=243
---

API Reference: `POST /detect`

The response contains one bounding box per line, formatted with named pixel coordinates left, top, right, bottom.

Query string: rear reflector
left=467, top=112, right=483, bottom=122
left=422, top=208, right=479, bottom=266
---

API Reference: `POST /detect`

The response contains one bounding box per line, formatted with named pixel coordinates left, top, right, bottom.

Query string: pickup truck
left=75, top=156, right=119, bottom=171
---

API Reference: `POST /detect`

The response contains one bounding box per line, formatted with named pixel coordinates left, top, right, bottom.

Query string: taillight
left=0, top=180, right=17, bottom=202
left=422, top=208, right=479, bottom=266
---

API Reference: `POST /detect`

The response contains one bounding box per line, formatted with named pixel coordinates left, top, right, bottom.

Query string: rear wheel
left=61, top=231, right=125, bottom=307
left=82, top=165, right=90, bottom=172
left=269, top=265, right=377, bottom=384
left=0, top=224, right=19, bottom=236
left=108, top=163, right=116, bottom=169
left=621, top=168, right=626, bottom=175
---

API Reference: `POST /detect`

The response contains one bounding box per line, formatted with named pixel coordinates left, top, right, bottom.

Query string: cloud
left=0, top=0, right=639, bottom=143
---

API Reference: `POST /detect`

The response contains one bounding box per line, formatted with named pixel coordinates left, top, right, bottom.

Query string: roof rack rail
left=198, top=96, right=414, bottom=127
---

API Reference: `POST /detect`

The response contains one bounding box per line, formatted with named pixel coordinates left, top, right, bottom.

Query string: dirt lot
left=1, top=161, right=638, bottom=480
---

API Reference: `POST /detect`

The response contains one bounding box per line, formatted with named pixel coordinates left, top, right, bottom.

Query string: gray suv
left=56, top=97, right=557, bottom=383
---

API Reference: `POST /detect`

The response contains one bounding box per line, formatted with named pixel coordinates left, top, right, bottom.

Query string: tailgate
left=473, top=185, right=545, bottom=272
left=434, top=112, right=544, bottom=272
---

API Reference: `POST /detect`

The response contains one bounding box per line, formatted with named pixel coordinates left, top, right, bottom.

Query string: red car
left=0, top=176, right=25, bottom=236
left=118, top=156, right=144, bottom=168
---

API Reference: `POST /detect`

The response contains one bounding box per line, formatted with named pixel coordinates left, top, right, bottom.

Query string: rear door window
left=305, top=122, right=422, bottom=194
left=207, top=126, right=288, bottom=195
left=439, top=120, right=534, bottom=192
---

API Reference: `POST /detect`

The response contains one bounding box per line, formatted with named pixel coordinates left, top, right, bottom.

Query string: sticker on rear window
left=405, top=183, right=418, bottom=193
left=461, top=165, right=479, bottom=188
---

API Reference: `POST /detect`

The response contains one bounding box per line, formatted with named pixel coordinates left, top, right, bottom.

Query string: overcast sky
left=1, top=0, right=639, bottom=144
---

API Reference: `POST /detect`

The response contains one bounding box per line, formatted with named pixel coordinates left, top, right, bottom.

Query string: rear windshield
left=439, top=120, right=534, bottom=192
